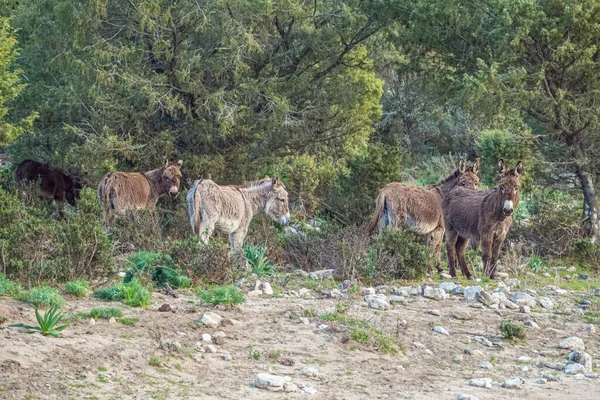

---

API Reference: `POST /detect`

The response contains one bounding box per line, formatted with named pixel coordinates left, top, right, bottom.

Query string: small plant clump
left=247, top=344, right=261, bottom=360
left=9, top=306, right=68, bottom=337
left=125, top=251, right=191, bottom=289
left=118, top=317, right=139, bottom=326
left=500, top=319, right=526, bottom=342
left=65, top=280, right=90, bottom=297
left=0, top=274, right=19, bottom=296
left=244, top=245, right=278, bottom=276
left=93, top=278, right=152, bottom=307
left=90, top=307, right=124, bottom=319
left=198, top=285, right=246, bottom=307
left=269, top=349, right=282, bottom=361
left=27, top=286, right=66, bottom=308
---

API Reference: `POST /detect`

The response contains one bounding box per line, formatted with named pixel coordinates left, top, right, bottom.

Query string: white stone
left=564, top=363, right=587, bottom=375
left=479, top=360, right=492, bottom=369
left=464, top=286, right=482, bottom=301
left=201, top=333, right=212, bottom=343
left=255, top=374, right=285, bottom=391
left=283, top=382, right=299, bottom=392
left=223, top=353, right=231, bottom=361
left=301, top=386, right=317, bottom=394
left=433, top=326, right=449, bottom=335
left=309, top=269, right=334, bottom=280
left=519, top=305, right=531, bottom=313
left=473, top=336, right=493, bottom=347
left=525, top=320, right=539, bottom=329
left=568, top=350, right=592, bottom=371
left=199, top=312, right=222, bottom=328
left=537, top=297, right=554, bottom=310
left=422, top=285, right=448, bottom=300
left=108, top=317, right=116, bottom=324
left=503, top=300, right=519, bottom=309
left=476, top=290, right=495, bottom=306
left=502, top=377, right=525, bottom=389
left=388, top=295, right=406, bottom=304
left=457, top=395, right=479, bottom=400
left=517, top=356, right=532, bottom=363
left=439, top=282, right=457, bottom=292
left=89, top=318, right=96, bottom=326
left=512, top=292, right=536, bottom=307
left=300, top=367, right=319, bottom=378
left=559, top=337, right=585, bottom=351
left=205, top=345, right=217, bottom=353
left=297, top=288, right=311, bottom=297
left=584, top=324, right=596, bottom=334
left=261, top=282, right=274, bottom=295
left=364, top=294, right=391, bottom=310
left=469, top=378, right=492, bottom=389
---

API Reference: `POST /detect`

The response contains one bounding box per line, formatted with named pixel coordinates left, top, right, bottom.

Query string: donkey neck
left=143, top=168, right=167, bottom=199
left=485, top=189, right=510, bottom=221
left=436, top=171, right=462, bottom=198
left=239, top=185, right=272, bottom=216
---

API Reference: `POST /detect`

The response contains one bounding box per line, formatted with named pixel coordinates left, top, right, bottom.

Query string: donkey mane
left=437, top=169, right=462, bottom=185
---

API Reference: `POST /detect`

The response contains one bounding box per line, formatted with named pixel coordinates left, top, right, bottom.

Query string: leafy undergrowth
left=90, top=307, right=124, bottom=319
left=93, top=278, right=152, bottom=307
left=500, top=319, right=526, bottom=343
left=198, top=285, right=246, bottom=307
left=24, top=286, right=66, bottom=308
left=320, top=304, right=401, bottom=355
left=0, top=274, right=19, bottom=296
left=65, top=280, right=90, bottom=298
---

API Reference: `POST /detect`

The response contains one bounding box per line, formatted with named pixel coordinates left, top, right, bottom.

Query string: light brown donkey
left=187, top=176, right=291, bottom=250
left=443, top=159, right=523, bottom=279
left=97, top=158, right=183, bottom=226
left=367, top=159, right=480, bottom=273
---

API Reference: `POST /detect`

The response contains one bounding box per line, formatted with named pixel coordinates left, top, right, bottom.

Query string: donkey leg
left=480, top=237, right=494, bottom=277
left=445, top=230, right=459, bottom=278
left=431, top=226, right=445, bottom=273
left=488, top=237, right=506, bottom=279
left=229, top=228, right=249, bottom=271
left=455, top=237, right=473, bottom=279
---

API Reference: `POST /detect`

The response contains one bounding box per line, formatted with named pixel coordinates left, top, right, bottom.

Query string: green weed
left=27, top=286, right=66, bottom=308
left=65, top=280, right=90, bottom=297
left=500, top=319, right=525, bottom=342
left=197, top=285, right=245, bottom=307
left=9, top=306, right=68, bottom=337
left=244, top=245, right=278, bottom=276
left=90, top=307, right=124, bottom=319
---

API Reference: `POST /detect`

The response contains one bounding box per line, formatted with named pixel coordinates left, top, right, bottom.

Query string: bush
left=0, top=187, right=115, bottom=286
left=27, top=286, right=66, bottom=308
left=170, top=238, right=233, bottom=284
left=573, top=238, right=600, bottom=272
left=65, top=280, right=90, bottom=297
left=125, top=251, right=191, bottom=289
left=244, top=245, right=277, bottom=276
left=90, top=307, right=124, bottom=319
left=500, top=319, right=525, bottom=342
left=93, top=278, right=152, bottom=307
left=198, top=285, right=246, bottom=307
left=0, top=273, right=18, bottom=296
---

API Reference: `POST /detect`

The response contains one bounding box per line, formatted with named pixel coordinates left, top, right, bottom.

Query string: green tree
left=0, top=17, right=36, bottom=146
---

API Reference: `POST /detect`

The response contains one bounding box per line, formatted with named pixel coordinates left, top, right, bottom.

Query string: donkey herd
left=11, top=155, right=523, bottom=280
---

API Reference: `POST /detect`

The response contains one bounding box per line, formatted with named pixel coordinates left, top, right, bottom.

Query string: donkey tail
left=97, top=175, right=113, bottom=226
left=187, top=180, right=202, bottom=235
left=367, top=193, right=386, bottom=236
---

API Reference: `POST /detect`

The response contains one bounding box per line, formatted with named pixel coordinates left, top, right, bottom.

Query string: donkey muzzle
left=279, top=214, right=291, bottom=225
left=503, top=200, right=514, bottom=216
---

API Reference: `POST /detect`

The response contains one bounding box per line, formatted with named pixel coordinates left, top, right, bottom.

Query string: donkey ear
left=458, top=158, right=466, bottom=173
left=162, top=157, right=169, bottom=168
left=498, top=158, right=506, bottom=176
left=272, top=176, right=279, bottom=186
left=473, top=158, right=480, bottom=174
left=514, top=160, right=524, bottom=177
left=176, top=159, right=183, bottom=167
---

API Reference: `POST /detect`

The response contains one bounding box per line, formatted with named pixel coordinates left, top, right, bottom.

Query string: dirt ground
left=1, top=279, right=599, bottom=400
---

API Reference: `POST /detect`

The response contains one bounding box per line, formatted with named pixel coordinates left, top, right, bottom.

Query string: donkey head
left=264, top=176, right=291, bottom=225
left=161, top=158, right=183, bottom=196
left=458, top=158, right=480, bottom=189
left=65, top=180, right=83, bottom=207
left=497, top=158, right=523, bottom=216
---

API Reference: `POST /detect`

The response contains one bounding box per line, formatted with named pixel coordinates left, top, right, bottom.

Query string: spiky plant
left=10, top=306, right=69, bottom=337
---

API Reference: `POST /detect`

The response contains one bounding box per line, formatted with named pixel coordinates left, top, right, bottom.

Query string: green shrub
left=500, top=319, right=525, bottom=342
left=90, top=307, right=124, bottom=319
left=118, top=317, right=139, bottom=326
left=198, top=285, right=246, bottom=307
left=0, top=273, right=18, bottom=296
left=574, top=238, right=600, bottom=272
left=244, top=245, right=277, bottom=276
left=9, top=306, right=69, bottom=337
left=93, top=278, right=152, bottom=307
left=65, top=280, right=90, bottom=297
left=170, top=238, right=233, bottom=284
left=27, top=286, right=66, bottom=308
left=125, top=251, right=191, bottom=289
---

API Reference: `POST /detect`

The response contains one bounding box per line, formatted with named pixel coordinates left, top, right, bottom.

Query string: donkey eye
left=501, top=187, right=505, bottom=193
left=279, top=198, right=285, bottom=203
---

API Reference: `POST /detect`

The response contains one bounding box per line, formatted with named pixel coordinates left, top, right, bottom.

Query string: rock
left=301, top=386, right=317, bottom=394
left=523, top=289, right=538, bottom=297
left=279, top=358, right=295, bottom=366
left=585, top=373, right=598, bottom=379
left=453, top=286, right=465, bottom=295
left=247, top=290, right=263, bottom=297
left=205, top=345, right=217, bottom=353
left=108, top=317, right=116, bottom=324
left=535, top=378, right=547, bottom=384
left=433, top=326, right=449, bottom=335
left=439, top=282, right=457, bottom=293
left=537, top=297, right=554, bottom=310
left=505, top=278, right=519, bottom=287
left=457, top=395, right=479, bottom=400
left=512, top=292, right=536, bottom=307
left=338, top=280, right=353, bottom=290
left=199, top=312, right=222, bottom=328
left=578, top=274, right=590, bottom=280
left=451, top=310, right=473, bottom=320
left=222, top=353, right=231, bottom=361
left=469, top=302, right=484, bottom=309
left=464, top=286, right=482, bottom=301
left=517, top=356, right=532, bottom=363
left=310, top=269, right=334, bottom=280
left=283, top=382, right=299, bottom=393
left=525, top=320, right=539, bottom=329
left=413, top=342, right=426, bottom=349
left=428, top=309, right=442, bottom=316
left=473, top=336, right=493, bottom=347
left=564, top=363, right=587, bottom=375
left=422, top=285, right=448, bottom=300
left=167, top=340, right=182, bottom=351
left=201, top=333, right=212, bottom=343
left=469, top=378, right=492, bottom=389
left=362, top=287, right=376, bottom=296
left=584, top=324, right=596, bottom=334
left=491, top=291, right=508, bottom=303
left=559, top=337, right=585, bottom=351
left=327, top=289, right=342, bottom=299
left=476, top=290, right=495, bottom=306
left=297, top=288, right=311, bottom=297
left=568, top=350, right=592, bottom=371
left=158, top=303, right=172, bottom=312
left=261, top=282, right=274, bottom=295
left=254, top=374, right=285, bottom=391
left=496, top=272, right=509, bottom=279
left=519, top=305, right=531, bottom=313
left=364, top=294, right=390, bottom=310
left=439, top=273, right=452, bottom=280
left=479, top=360, right=492, bottom=369
left=300, top=367, right=319, bottom=378
left=594, top=288, right=600, bottom=296
left=563, top=275, right=571, bottom=280
left=502, top=377, right=525, bottom=389
left=581, top=299, right=592, bottom=305
left=503, top=300, right=519, bottom=309
left=88, top=318, right=95, bottom=326
left=543, top=373, right=560, bottom=382
left=567, top=266, right=577, bottom=272
left=555, top=289, right=568, bottom=296
left=388, top=295, right=406, bottom=304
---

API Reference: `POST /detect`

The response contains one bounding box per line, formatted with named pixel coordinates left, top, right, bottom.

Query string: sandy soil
left=1, top=281, right=599, bottom=400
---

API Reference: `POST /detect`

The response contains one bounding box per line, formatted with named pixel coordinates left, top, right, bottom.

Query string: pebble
left=559, top=337, right=585, bottom=351
left=564, top=363, right=586, bottom=375
left=158, top=303, right=172, bottom=312
left=585, top=373, right=598, bottom=379
left=584, top=324, right=596, bottom=334
left=439, top=282, right=457, bottom=292
left=503, top=300, right=519, bottom=309
left=388, top=295, right=405, bottom=304
left=433, top=326, right=449, bottom=335
left=200, top=333, right=212, bottom=343
left=537, top=297, right=554, bottom=310
left=301, top=386, right=317, bottom=394
left=473, top=336, right=493, bottom=347
left=451, top=310, right=473, bottom=320
left=519, top=305, right=531, bottom=313
left=422, top=285, right=448, bottom=300
left=568, top=350, right=592, bottom=371
left=299, top=317, right=310, bottom=325
left=542, top=373, right=560, bottom=382
left=108, top=317, right=116, bottom=324
left=535, top=378, right=547, bottom=384
left=300, top=367, right=319, bottom=378
left=464, top=286, right=482, bottom=301
left=517, top=356, right=531, bottom=363
left=439, top=273, right=453, bottom=280
left=428, top=309, right=442, bottom=316
left=555, top=289, right=568, bottom=296
left=456, top=395, right=479, bottom=400
left=512, top=292, right=536, bottom=307
left=204, top=345, right=217, bottom=353
left=254, top=374, right=285, bottom=391
left=479, top=360, right=492, bottom=369
left=298, top=288, right=311, bottom=297
left=283, top=382, right=299, bottom=392
left=525, top=320, right=539, bottom=329
left=261, top=282, right=274, bottom=295
left=502, top=377, right=525, bottom=389
left=476, top=290, right=496, bottom=306
left=309, top=269, right=334, bottom=280
left=469, top=378, right=492, bottom=389
left=222, top=353, right=231, bottom=361
left=469, top=302, right=484, bottom=309
left=578, top=274, right=590, bottom=280
left=89, top=318, right=96, bottom=326
left=199, top=312, right=222, bottom=328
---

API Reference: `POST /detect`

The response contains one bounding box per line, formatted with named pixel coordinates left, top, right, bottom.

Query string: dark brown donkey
left=443, top=159, right=523, bottom=279
left=97, top=158, right=183, bottom=227
left=367, top=159, right=480, bottom=273
left=15, top=159, right=83, bottom=207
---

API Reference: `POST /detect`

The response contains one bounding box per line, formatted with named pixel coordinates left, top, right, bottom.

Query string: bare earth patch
left=0, top=286, right=599, bottom=399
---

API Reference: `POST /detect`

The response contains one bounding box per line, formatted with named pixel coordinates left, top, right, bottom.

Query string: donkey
left=15, top=159, right=84, bottom=218
left=98, top=158, right=183, bottom=226
left=367, top=158, right=480, bottom=273
left=443, top=159, right=523, bottom=279
left=187, top=176, right=291, bottom=250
